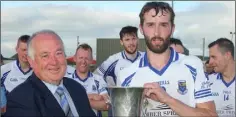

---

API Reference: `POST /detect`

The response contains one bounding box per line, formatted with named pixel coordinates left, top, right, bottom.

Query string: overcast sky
left=1, top=1, right=235, bottom=59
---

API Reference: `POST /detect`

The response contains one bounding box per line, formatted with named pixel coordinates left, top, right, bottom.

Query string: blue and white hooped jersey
left=208, top=73, right=235, bottom=117
left=117, top=48, right=213, bottom=117
left=94, top=51, right=144, bottom=86
left=1, top=60, right=33, bottom=93
left=70, top=71, right=107, bottom=117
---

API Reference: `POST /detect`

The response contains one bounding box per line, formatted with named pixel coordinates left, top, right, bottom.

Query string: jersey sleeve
left=1, top=63, right=11, bottom=86
left=193, top=57, right=213, bottom=103
left=94, top=56, right=114, bottom=77
left=94, top=55, right=119, bottom=86
left=94, top=75, right=108, bottom=95
left=116, top=59, right=140, bottom=87
left=116, top=67, right=129, bottom=87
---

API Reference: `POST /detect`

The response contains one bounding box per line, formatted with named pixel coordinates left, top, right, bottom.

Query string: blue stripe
left=104, top=60, right=118, bottom=78
left=124, top=51, right=141, bottom=63
left=185, top=64, right=196, bottom=72
left=143, top=53, right=148, bottom=67
left=104, top=60, right=118, bottom=84
left=95, top=80, right=99, bottom=89
left=99, top=67, right=105, bottom=74
left=195, top=94, right=212, bottom=99
left=185, top=64, right=197, bottom=82
left=204, top=72, right=209, bottom=80
left=175, top=52, right=179, bottom=61
left=1, top=70, right=11, bottom=88
left=194, top=91, right=211, bottom=96
left=99, top=88, right=106, bottom=93
left=61, top=95, right=67, bottom=107
left=121, top=72, right=136, bottom=86
left=139, top=58, right=143, bottom=67
left=104, top=64, right=116, bottom=79
left=189, top=70, right=197, bottom=76
left=97, top=110, right=102, bottom=117
left=195, top=89, right=210, bottom=94
left=121, top=51, right=125, bottom=59
left=217, top=73, right=221, bottom=79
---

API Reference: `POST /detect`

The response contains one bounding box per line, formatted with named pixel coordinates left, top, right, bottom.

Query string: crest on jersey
left=177, top=80, right=188, bottom=95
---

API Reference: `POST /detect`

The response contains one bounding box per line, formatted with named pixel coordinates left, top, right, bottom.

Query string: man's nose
left=49, top=55, right=58, bottom=65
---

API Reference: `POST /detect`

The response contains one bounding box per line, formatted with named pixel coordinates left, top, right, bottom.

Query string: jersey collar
left=138, top=47, right=178, bottom=76
left=121, top=51, right=141, bottom=63
left=217, top=73, right=235, bottom=87
left=72, top=71, right=93, bottom=82
left=16, top=59, right=32, bottom=75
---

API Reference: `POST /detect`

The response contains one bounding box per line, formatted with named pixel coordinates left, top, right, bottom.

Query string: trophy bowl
left=108, top=86, right=144, bottom=117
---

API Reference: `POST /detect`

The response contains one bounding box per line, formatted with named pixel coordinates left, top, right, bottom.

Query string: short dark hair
left=17, top=35, right=30, bottom=48
left=139, top=2, right=175, bottom=26
left=119, top=26, right=138, bottom=40
left=75, top=43, right=93, bottom=55
left=170, top=38, right=183, bottom=46
left=208, top=38, right=234, bottom=57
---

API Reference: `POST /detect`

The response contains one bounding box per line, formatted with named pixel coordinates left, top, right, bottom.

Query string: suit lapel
left=63, top=78, right=80, bottom=112
left=29, top=73, right=65, bottom=117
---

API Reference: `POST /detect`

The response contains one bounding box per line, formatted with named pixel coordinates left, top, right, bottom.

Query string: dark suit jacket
left=5, top=73, right=96, bottom=117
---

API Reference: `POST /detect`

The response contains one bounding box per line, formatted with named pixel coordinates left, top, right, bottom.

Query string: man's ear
left=120, top=39, right=124, bottom=46
left=73, top=54, right=77, bottom=63
left=15, top=46, right=18, bottom=52
left=225, top=51, right=232, bottom=60
left=139, top=24, right=144, bottom=35
left=171, top=24, right=175, bottom=35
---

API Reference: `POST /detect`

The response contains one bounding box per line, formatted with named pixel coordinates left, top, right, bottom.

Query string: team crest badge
left=177, top=80, right=188, bottom=95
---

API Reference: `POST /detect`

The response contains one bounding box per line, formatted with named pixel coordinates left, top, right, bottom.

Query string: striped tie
left=56, top=87, right=70, bottom=116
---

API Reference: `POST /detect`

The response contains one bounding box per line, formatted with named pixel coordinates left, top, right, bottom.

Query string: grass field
left=102, top=111, right=108, bottom=117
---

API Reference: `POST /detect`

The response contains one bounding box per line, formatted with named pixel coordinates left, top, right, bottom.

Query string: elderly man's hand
left=88, top=94, right=103, bottom=101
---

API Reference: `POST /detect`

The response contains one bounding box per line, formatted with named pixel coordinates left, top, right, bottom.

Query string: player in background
left=204, top=59, right=216, bottom=80
left=71, top=43, right=109, bottom=117
left=117, top=2, right=217, bottom=117
left=208, top=38, right=235, bottom=117
left=94, top=26, right=143, bottom=86
left=170, top=38, right=184, bottom=54
left=1, top=35, right=33, bottom=94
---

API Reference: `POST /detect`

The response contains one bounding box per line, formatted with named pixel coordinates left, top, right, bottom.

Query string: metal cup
left=108, top=87, right=144, bottom=117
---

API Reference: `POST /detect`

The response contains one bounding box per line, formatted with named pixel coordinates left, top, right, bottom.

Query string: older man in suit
left=5, top=30, right=96, bottom=117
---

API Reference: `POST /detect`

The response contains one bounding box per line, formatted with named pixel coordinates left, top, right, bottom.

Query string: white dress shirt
left=42, top=80, right=79, bottom=116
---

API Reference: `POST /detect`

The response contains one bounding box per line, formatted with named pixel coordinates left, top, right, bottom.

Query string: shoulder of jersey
left=138, top=51, right=145, bottom=56
left=207, top=72, right=220, bottom=82
left=1, top=61, right=15, bottom=73
left=91, top=73, right=102, bottom=79
left=67, top=65, right=75, bottom=71
left=178, top=54, right=203, bottom=68
left=106, top=52, right=124, bottom=62
left=118, top=57, right=141, bottom=78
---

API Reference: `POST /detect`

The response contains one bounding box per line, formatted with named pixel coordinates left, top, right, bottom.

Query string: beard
left=144, top=35, right=171, bottom=54
left=124, top=44, right=137, bottom=54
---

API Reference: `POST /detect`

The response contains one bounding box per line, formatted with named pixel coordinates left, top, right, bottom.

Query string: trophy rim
left=107, top=86, right=144, bottom=89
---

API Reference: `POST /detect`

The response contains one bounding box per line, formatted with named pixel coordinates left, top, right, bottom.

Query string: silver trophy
left=108, top=87, right=144, bottom=117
